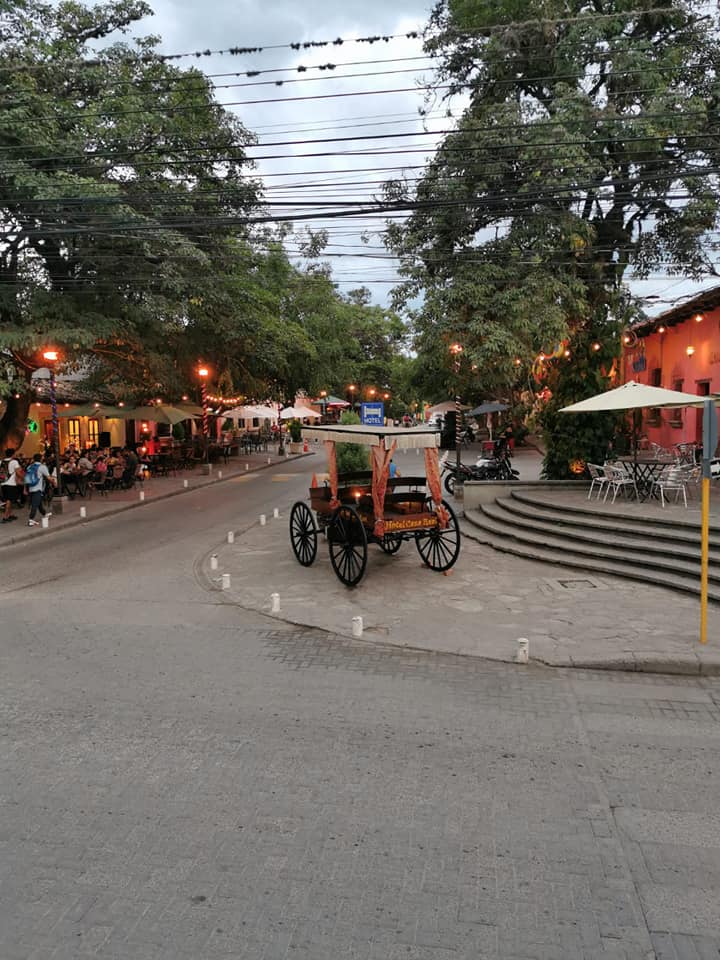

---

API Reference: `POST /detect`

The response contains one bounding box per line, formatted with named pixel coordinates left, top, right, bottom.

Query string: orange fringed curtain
left=371, top=441, right=396, bottom=538
left=324, top=440, right=340, bottom=509
left=424, top=447, right=449, bottom=529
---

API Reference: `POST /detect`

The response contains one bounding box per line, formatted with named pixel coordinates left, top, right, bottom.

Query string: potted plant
left=288, top=418, right=303, bottom=453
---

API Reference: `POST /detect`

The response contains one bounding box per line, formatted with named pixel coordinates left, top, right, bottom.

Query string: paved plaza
left=1, top=457, right=719, bottom=959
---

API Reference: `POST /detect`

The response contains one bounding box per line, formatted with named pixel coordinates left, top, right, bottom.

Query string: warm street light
left=319, top=389, right=328, bottom=419
left=42, top=348, right=62, bottom=513
left=449, top=343, right=464, bottom=488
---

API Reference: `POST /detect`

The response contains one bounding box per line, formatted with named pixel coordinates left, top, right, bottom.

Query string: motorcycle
left=440, top=444, right=519, bottom=495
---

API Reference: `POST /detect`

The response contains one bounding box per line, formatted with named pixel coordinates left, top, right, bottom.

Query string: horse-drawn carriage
left=289, top=424, right=461, bottom=587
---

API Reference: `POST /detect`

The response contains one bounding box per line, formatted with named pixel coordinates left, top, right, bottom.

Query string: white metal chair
left=652, top=465, right=688, bottom=508
left=586, top=463, right=609, bottom=500
left=603, top=464, right=638, bottom=503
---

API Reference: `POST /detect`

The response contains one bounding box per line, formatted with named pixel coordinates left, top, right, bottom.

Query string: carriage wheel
left=328, top=504, right=368, bottom=587
left=415, top=498, right=461, bottom=572
left=289, top=501, right=318, bottom=567
left=378, top=534, right=402, bottom=555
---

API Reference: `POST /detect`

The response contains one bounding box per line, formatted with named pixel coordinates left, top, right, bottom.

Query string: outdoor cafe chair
left=587, top=463, right=609, bottom=500
left=602, top=463, right=639, bottom=503
left=651, top=464, right=688, bottom=508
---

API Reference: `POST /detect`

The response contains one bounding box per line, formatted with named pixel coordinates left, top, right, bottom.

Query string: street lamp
left=42, top=349, right=63, bottom=513
left=449, top=343, right=464, bottom=489
left=197, top=365, right=209, bottom=464
left=348, top=384, right=356, bottom=410
left=319, top=389, right=328, bottom=419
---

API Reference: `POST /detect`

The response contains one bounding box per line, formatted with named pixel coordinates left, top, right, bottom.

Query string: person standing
left=1, top=447, right=23, bottom=523
left=25, top=454, right=54, bottom=526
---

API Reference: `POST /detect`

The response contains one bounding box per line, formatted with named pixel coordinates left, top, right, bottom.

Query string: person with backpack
left=1, top=447, right=24, bottom=523
left=25, top=453, right=54, bottom=526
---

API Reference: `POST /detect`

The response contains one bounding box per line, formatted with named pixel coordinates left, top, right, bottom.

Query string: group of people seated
left=0, top=444, right=144, bottom=525
left=56, top=444, right=141, bottom=496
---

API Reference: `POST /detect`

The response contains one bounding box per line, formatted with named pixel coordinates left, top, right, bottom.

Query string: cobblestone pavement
left=2, top=463, right=720, bottom=959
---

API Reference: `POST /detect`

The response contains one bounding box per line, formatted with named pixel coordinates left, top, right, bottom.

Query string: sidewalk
left=199, top=507, right=720, bottom=676
left=0, top=450, right=311, bottom=549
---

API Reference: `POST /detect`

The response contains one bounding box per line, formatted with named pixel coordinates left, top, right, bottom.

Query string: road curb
left=0, top=452, right=315, bottom=551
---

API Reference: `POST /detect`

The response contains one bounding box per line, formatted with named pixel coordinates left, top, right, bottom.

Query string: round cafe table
left=616, top=458, right=669, bottom=502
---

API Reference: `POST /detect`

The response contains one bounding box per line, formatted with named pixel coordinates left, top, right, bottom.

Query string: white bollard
left=273, top=507, right=280, bottom=519
left=210, top=554, right=218, bottom=571
left=416, top=448, right=420, bottom=456
left=183, top=478, right=188, bottom=488
left=352, top=616, right=363, bottom=638
left=221, top=573, right=231, bottom=590
left=79, top=506, right=87, bottom=518
left=271, top=592, right=280, bottom=613
left=259, top=514, right=266, bottom=526
left=218, top=470, right=223, bottom=479
left=516, top=638, right=529, bottom=664
left=227, top=530, right=235, bottom=544
left=267, top=457, right=271, bottom=465
left=139, top=490, right=145, bottom=501
left=245, top=463, right=249, bottom=471
left=41, top=516, right=49, bottom=529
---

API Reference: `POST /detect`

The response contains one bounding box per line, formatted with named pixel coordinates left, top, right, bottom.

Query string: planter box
left=289, top=441, right=303, bottom=453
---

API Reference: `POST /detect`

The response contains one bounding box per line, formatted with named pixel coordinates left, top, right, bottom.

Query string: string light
left=592, top=342, right=601, bottom=351
left=695, top=313, right=704, bottom=323
left=686, top=345, right=695, bottom=356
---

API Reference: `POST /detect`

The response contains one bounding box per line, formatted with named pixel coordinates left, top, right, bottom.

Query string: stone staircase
left=463, top=489, right=720, bottom=602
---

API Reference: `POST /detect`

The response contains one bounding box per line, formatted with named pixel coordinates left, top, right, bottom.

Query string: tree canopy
left=0, top=0, right=410, bottom=447
left=386, top=0, right=720, bottom=472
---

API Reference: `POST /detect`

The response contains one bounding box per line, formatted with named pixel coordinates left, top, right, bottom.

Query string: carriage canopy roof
left=302, top=424, right=441, bottom=451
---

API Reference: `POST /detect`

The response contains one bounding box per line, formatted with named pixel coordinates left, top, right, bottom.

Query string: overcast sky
left=118, top=0, right=716, bottom=316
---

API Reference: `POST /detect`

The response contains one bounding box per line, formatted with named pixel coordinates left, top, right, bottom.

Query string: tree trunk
left=0, top=392, right=31, bottom=452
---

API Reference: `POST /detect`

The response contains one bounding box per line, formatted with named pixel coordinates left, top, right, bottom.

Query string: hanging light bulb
left=657, top=325, right=666, bottom=334
left=592, top=342, right=601, bottom=352
left=686, top=345, right=695, bottom=356
left=694, top=313, right=704, bottom=323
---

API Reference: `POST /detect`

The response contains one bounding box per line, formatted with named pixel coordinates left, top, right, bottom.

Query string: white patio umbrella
left=560, top=380, right=702, bottom=412
left=280, top=405, right=319, bottom=420
left=224, top=404, right=278, bottom=420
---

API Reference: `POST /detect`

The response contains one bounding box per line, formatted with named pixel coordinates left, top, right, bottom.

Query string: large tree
left=0, top=0, right=261, bottom=446
left=387, top=0, right=720, bottom=474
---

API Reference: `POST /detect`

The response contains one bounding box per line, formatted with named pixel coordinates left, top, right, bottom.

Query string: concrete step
left=464, top=510, right=720, bottom=602
left=486, top=498, right=720, bottom=568
left=510, top=488, right=720, bottom=536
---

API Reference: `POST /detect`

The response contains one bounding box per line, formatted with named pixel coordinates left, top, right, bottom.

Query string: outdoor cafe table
left=616, top=458, right=670, bottom=502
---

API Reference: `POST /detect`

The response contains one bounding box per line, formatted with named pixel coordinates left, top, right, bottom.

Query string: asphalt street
left=1, top=452, right=719, bottom=959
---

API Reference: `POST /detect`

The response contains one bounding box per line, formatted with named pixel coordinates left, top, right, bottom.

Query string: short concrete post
left=227, top=530, right=235, bottom=543
left=516, top=638, right=529, bottom=664
left=267, top=456, right=271, bottom=464
left=271, top=592, right=280, bottom=613
left=221, top=573, right=231, bottom=590
left=259, top=514, right=266, bottom=526
left=79, top=506, right=87, bottom=518
left=41, top=516, right=49, bottom=528
left=183, top=479, right=189, bottom=488
left=245, top=463, right=249, bottom=471
left=218, top=470, right=223, bottom=479
left=352, top=616, right=363, bottom=638
left=139, top=490, right=145, bottom=501
left=210, top=554, right=218, bottom=571
left=273, top=507, right=280, bottom=519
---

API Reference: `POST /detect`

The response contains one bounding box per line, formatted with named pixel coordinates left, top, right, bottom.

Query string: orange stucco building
left=624, top=286, right=720, bottom=448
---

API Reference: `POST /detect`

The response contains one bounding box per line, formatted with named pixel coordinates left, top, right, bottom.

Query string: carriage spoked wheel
left=378, top=534, right=402, bottom=555
left=289, top=501, right=318, bottom=567
left=415, top=498, right=461, bottom=572
left=328, top=504, right=368, bottom=587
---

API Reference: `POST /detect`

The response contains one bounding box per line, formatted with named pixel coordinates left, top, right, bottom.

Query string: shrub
left=172, top=421, right=185, bottom=441
left=336, top=410, right=369, bottom=474
left=288, top=418, right=302, bottom=443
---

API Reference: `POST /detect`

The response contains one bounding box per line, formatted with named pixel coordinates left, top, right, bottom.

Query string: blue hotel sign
left=361, top=402, right=385, bottom=426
